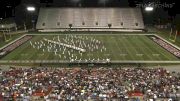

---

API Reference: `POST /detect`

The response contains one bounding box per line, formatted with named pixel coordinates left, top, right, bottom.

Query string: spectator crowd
left=0, top=67, right=179, bottom=100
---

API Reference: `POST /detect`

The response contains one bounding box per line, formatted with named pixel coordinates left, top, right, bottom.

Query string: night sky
left=0, top=0, right=179, bottom=24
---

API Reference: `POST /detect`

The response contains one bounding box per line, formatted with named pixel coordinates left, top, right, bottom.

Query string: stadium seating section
left=0, top=67, right=179, bottom=100
left=36, top=8, right=144, bottom=31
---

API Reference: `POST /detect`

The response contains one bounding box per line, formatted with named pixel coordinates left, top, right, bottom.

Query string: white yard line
left=28, top=33, right=156, bottom=36
left=38, top=29, right=144, bottom=32
left=111, top=61, right=180, bottom=64
left=0, top=60, right=180, bottom=64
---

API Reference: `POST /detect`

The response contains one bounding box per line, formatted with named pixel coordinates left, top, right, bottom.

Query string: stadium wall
left=36, top=8, right=144, bottom=32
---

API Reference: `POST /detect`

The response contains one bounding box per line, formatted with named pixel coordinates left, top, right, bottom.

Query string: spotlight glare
left=145, top=7, right=154, bottom=11
left=27, top=6, right=36, bottom=12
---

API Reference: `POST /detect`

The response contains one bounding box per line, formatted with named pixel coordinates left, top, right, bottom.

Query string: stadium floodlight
left=27, top=6, right=36, bottom=12
left=26, top=6, right=36, bottom=30
left=145, top=6, right=154, bottom=11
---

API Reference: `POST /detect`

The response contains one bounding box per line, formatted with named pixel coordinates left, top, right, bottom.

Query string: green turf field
left=1, top=34, right=179, bottom=63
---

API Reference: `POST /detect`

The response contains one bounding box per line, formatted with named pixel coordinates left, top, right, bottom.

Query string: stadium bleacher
left=36, top=8, right=144, bottom=31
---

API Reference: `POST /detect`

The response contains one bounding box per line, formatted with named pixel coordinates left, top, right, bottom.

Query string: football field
left=1, top=34, right=180, bottom=63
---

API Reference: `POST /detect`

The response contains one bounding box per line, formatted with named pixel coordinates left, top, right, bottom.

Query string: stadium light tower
left=26, top=6, right=36, bottom=30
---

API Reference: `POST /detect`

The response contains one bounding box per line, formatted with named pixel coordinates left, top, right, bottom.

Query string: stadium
left=0, top=0, right=179, bottom=100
